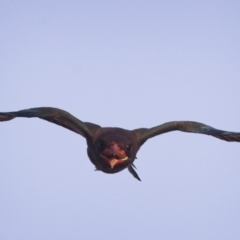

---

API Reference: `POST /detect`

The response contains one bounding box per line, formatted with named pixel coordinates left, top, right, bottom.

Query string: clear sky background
left=0, top=1, right=240, bottom=240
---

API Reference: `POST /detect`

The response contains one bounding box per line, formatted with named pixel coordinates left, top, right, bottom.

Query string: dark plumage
left=1, top=107, right=239, bottom=181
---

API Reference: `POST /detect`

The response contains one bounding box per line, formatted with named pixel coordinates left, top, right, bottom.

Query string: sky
left=0, top=1, right=240, bottom=239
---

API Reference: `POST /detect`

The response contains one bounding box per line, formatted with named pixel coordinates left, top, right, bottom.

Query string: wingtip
left=0, top=113, right=15, bottom=122
left=215, top=132, right=240, bottom=142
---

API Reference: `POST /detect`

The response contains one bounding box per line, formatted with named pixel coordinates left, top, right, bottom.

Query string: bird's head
left=88, top=128, right=138, bottom=173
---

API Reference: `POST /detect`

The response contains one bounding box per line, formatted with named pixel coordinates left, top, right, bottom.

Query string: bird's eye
left=98, top=140, right=105, bottom=150
left=126, top=144, right=132, bottom=151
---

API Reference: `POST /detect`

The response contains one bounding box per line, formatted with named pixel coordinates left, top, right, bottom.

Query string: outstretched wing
left=0, top=107, right=101, bottom=140
left=133, top=121, right=240, bottom=145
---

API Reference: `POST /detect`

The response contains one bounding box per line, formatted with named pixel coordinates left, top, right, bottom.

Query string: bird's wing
left=0, top=107, right=101, bottom=140
left=132, top=121, right=240, bottom=145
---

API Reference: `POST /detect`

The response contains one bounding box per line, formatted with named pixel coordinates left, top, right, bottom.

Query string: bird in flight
left=0, top=107, right=239, bottom=181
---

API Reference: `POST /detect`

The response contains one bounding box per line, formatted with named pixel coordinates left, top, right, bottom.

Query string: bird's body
left=0, top=107, right=239, bottom=181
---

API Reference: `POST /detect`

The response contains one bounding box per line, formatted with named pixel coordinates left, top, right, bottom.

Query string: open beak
left=108, top=156, right=128, bottom=169
left=100, top=144, right=128, bottom=169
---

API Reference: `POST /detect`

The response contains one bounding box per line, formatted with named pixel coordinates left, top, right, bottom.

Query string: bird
left=0, top=107, right=239, bottom=181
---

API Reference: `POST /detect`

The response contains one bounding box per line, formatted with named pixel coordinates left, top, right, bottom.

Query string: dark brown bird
left=0, top=107, right=240, bottom=181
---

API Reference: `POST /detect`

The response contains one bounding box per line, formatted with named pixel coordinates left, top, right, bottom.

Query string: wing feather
left=133, top=121, right=240, bottom=145
left=0, top=107, right=100, bottom=140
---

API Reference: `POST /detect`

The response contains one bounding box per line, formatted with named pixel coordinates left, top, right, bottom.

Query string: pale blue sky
left=0, top=1, right=240, bottom=240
